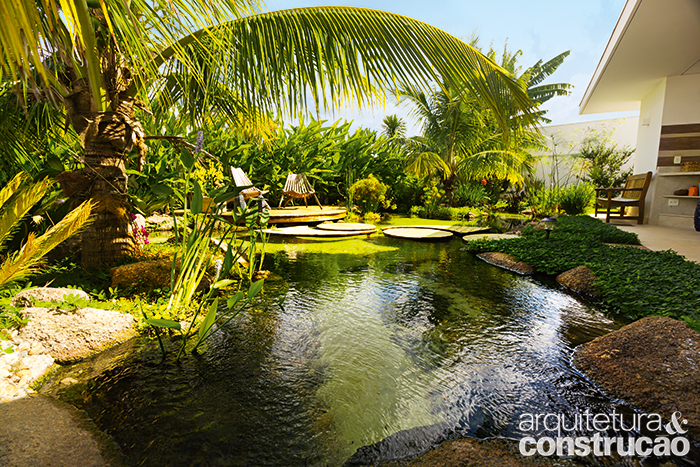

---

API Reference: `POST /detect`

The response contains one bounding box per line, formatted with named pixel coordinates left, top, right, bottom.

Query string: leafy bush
left=453, top=182, right=489, bottom=206
left=421, top=181, right=444, bottom=218
left=465, top=215, right=700, bottom=329
left=579, top=140, right=634, bottom=188
left=558, top=184, right=594, bottom=215
left=348, top=175, right=393, bottom=214
left=409, top=205, right=424, bottom=218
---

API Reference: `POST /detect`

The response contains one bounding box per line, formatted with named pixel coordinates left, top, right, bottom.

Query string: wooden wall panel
left=657, top=123, right=700, bottom=166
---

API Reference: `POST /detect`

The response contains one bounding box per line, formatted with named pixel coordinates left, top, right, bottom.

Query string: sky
left=266, top=0, right=639, bottom=135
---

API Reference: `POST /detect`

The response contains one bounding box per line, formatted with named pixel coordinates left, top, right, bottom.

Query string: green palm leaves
left=1, top=1, right=535, bottom=129
left=0, top=173, right=93, bottom=290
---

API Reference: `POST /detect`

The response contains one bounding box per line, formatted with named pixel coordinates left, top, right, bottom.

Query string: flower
left=481, top=178, right=488, bottom=186
left=195, top=131, right=204, bottom=153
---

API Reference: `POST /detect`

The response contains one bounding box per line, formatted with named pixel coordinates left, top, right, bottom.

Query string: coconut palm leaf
left=146, top=7, right=535, bottom=130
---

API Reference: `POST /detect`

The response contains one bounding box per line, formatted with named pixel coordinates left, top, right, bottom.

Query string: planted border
left=465, top=216, right=700, bottom=330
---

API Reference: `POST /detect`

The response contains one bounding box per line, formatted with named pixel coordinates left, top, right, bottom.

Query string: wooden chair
left=278, top=173, right=322, bottom=209
left=595, top=171, right=652, bottom=224
left=229, top=167, right=270, bottom=211
left=230, top=167, right=269, bottom=200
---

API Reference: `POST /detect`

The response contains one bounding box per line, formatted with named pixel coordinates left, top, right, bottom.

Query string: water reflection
left=52, top=236, right=653, bottom=466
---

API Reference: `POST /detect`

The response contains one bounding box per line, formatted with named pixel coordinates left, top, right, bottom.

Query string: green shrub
left=558, top=184, right=594, bottom=215
left=409, top=206, right=424, bottom=218
left=349, top=175, right=393, bottom=214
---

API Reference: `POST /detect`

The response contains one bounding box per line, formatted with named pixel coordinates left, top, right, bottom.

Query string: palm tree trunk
left=79, top=151, right=133, bottom=268
left=60, top=73, right=141, bottom=268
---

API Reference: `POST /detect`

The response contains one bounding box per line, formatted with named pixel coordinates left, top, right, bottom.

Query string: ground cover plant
left=465, top=215, right=700, bottom=330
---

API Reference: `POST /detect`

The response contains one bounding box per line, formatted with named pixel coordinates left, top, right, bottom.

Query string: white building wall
left=634, top=79, right=666, bottom=174
left=662, top=74, right=700, bottom=125
left=534, top=117, right=639, bottom=188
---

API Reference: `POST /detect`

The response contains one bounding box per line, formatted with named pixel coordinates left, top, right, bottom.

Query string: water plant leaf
left=145, top=318, right=182, bottom=331
left=180, top=147, right=195, bottom=171
left=212, top=279, right=235, bottom=289
left=151, top=185, right=173, bottom=197
left=222, top=245, right=233, bottom=277
left=227, top=291, right=245, bottom=309
left=247, top=279, right=264, bottom=299
left=191, top=181, right=203, bottom=215
left=198, top=299, right=218, bottom=342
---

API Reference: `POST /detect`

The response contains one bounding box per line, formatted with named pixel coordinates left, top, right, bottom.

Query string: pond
left=50, top=234, right=649, bottom=466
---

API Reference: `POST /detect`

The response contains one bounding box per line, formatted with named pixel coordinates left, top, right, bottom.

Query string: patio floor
left=592, top=215, right=700, bottom=263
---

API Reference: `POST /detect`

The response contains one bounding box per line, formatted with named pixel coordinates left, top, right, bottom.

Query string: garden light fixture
left=542, top=217, right=556, bottom=239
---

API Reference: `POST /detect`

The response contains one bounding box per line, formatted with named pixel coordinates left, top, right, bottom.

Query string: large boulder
left=555, top=266, right=600, bottom=298
left=476, top=252, right=534, bottom=275
left=18, top=307, right=137, bottom=364
left=0, top=396, right=122, bottom=466
left=11, top=287, right=90, bottom=308
left=110, top=259, right=175, bottom=291
left=574, top=316, right=700, bottom=438
left=346, top=437, right=578, bottom=467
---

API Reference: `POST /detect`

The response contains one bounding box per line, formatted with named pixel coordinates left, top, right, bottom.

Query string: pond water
left=52, top=235, right=679, bottom=466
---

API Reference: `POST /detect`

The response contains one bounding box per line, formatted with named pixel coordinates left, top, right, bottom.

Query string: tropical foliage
left=1, top=0, right=536, bottom=267
left=0, top=173, right=92, bottom=291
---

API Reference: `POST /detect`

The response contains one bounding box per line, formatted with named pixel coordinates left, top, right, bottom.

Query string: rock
left=18, top=307, right=137, bottom=364
left=11, top=287, right=90, bottom=308
left=347, top=437, right=578, bottom=467
left=146, top=213, right=175, bottom=231
left=61, top=377, right=79, bottom=386
left=476, top=252, right=534, bottom=275
left=574, top=316, right=700, bottom=439
left=110, top=259, right=213, bottom=293
left=29, top=342, right=45, bottom=356
left=0, top=396, right=123, bottom=466
left=110, top=259, right=175, bottom=291
left=556, top=266, right=600, bottom=297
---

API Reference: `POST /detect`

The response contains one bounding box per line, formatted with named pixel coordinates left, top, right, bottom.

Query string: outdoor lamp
left=542, top=217, right=556, bottom=239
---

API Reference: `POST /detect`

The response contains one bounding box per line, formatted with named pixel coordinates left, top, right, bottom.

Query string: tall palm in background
left=1, top=0, right=535, bottom=267
left=399, top=42, right=571, bottom=203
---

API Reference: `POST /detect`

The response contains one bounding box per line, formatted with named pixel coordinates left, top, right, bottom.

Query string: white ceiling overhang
left=579, top=0, right=700, bottom=114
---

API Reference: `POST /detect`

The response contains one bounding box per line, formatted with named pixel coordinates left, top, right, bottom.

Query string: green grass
left=465, top=215, right=700, bottom=331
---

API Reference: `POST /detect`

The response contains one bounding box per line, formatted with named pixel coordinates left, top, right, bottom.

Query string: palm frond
left=0, top=175, right=53, bottom=250
left=0, top=199, right=93, bottom=290
left=147, top=7, right=535, bottom=130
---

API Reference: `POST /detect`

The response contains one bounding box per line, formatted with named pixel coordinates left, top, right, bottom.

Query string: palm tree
left=398, top=41, right=571, bottom=203
left=381, top=115, right=407, bottom=140
left=399, top=82, right=541, bottom=203
left=1, top=1, right=535, bottom=267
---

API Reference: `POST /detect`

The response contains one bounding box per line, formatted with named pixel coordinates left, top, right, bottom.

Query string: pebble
left=60, top=377, right=78, bottom=386
left=0, top=331, right=55, bottom=403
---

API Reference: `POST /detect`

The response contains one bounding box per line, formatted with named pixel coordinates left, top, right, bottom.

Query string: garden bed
left=465, top=215, right=700, bottom=330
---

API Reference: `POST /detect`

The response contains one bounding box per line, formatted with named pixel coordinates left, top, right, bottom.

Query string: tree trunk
left=60, top=71, right=146, bottom=268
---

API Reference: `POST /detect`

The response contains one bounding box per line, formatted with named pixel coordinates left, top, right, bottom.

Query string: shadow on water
left=46, top=236, right=698, bottom=466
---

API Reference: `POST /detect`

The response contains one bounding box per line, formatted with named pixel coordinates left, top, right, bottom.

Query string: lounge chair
left=278, top=173, right=323, bottom=209
left=595, top=171, right=652, bottom=224
left=229, top=167, right=270, bottom=211
left=231, top=167, right=269, bottom=200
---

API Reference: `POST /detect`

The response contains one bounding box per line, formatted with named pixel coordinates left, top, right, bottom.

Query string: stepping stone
left=462, top=233, right=517, bottom=242
left=382, top=225, right=490, bottom=234
left=316, top=223, right=377, bottom=233
left=381, top=227, right=453, bottom=241
left=263, top=226, right=374, bottom=237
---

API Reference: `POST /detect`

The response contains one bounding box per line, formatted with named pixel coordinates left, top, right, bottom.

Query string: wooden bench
left=595, top=171, right=652, bottom=224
